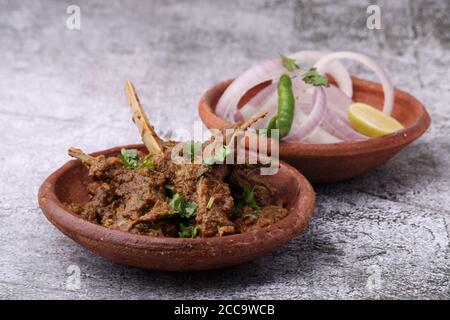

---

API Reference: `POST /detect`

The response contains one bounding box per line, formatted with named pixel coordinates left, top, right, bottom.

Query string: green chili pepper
left=267, top=115, right=278, bottom=133
left=276, top=74, right=295, bottom=137
left=266, top=74, right=295, bottom=138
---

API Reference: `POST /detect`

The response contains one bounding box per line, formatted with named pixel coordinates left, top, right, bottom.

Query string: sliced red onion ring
left=288, top=51, right=353, bottom=97
left=287, top=78, right=363, bottom=142
left=303, top=127, right=343, bottom=144
left=237, top=68, right=306, bottom=121
left=222, top=51, right=390, bottom=144
left=314, top=51, right=394, bottom=115
left=251, top=92, right=279, bottom=129
left=285, top=104, right=343, bottom=143
left=322, top=108, right=367, bottom=141
left=216, top=58, right=284, bottom=120
left=251, top=78, right=347, bottom=143
left=221, top=51, right=354, bottom=122
left=296, top=84, right=366, bottom=141
left=324, top=84, right=353, bottom=121
left=285, top=87, right=326, bottom=141
left=237, top=81, right=277, bottom=121
left=251, top=73, right=312, bottom=129
left=233, top=111, right=245, bottom=122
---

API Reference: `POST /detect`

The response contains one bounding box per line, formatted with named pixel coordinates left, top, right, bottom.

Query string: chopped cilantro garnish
left=120, top=149, right=140, bottom=168
left=243, top=187, right=260, bottom=211
left=302, top=68, right=330, bottom=87
left=184, top=202, right=198, bottom=218
left=231, top=187, right=260, bottom=216
left=178, top=223, right=198, bottom=238
left=169, top=194, right=184, bottom=212
left=140, top=156, right=153, bottom=169
left=280, top=54, right=299, bottom=72
left=120, top=148, right=154, bottom=169
left=169, top=193, right=198, bottom=218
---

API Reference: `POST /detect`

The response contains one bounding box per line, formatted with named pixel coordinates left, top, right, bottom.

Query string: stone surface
left=0, top=0, right=449, bottom=299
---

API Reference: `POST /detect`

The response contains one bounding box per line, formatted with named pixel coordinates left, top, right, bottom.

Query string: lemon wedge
left=348, top=103, right=403, bottom=138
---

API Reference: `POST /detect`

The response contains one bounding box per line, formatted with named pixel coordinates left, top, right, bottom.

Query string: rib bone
left=235, top=110, right=268, bottom=132
left=125, top=80, right=164, bottom=155
left=68, top=147, right=95, bottom=166
left=209, top=110, right=268, bottom=148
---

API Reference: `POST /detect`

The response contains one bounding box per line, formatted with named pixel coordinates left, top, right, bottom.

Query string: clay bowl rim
left=38, top=144, right=316, bottom=251
left=198, top=76, right=431, bottom=157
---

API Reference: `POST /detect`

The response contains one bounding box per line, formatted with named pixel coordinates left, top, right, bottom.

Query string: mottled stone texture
left=0, top=0, right=448, bottom=299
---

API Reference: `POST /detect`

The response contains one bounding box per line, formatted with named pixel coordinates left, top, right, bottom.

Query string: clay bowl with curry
left=38, top=81, right=315, bottom=271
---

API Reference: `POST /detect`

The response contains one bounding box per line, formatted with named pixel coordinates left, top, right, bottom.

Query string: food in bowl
left=66, top=82, right=288, bottom=238
left=215, top=50, right=404, bottom=143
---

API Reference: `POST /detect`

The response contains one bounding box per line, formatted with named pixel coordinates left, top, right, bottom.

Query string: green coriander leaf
left=207, top=196, right=215, bottom=209
left=243, top=187, right=260, bottom=211
left=302, top=68, right=330, bottom=87
left=203, top=145, right=232, bottom=165
left=183, top=201, right=198, bottom=218
left=280, top=54, right=298, bottom=72
left=139, top=156, right=153, bottom=169
left=169, top=193, right=184, bottom=212
left=120, top=149, right=155, bottom=170
left=120, top=149, right=140, bottom=168
left=169, top=193, right=197, bottom=218
left=121, top=148, right=138, bottom=159
left=178, top=223, right=198, bottom=238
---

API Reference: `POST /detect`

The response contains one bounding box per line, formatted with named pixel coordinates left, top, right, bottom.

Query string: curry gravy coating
left=67, top=145, right=288, bottom=238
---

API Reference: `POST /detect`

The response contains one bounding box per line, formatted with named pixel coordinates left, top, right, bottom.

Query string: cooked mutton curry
left=66, top=81, right=288, bottom=238
left=67, top=144, right=288, bottom=238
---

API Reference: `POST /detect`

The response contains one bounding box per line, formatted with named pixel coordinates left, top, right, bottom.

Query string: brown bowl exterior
left=198, top=77, right=431, bottom=183
left=38, top=145, right=315, bottom=271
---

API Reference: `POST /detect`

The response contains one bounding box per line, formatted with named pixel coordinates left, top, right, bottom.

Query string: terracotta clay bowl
left=199, top=77, right=431, bottom=183
left=38, top=144, right=315, bottom=271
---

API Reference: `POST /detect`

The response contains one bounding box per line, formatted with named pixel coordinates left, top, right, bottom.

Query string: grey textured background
left=0, top=0, right=449, bottom=299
